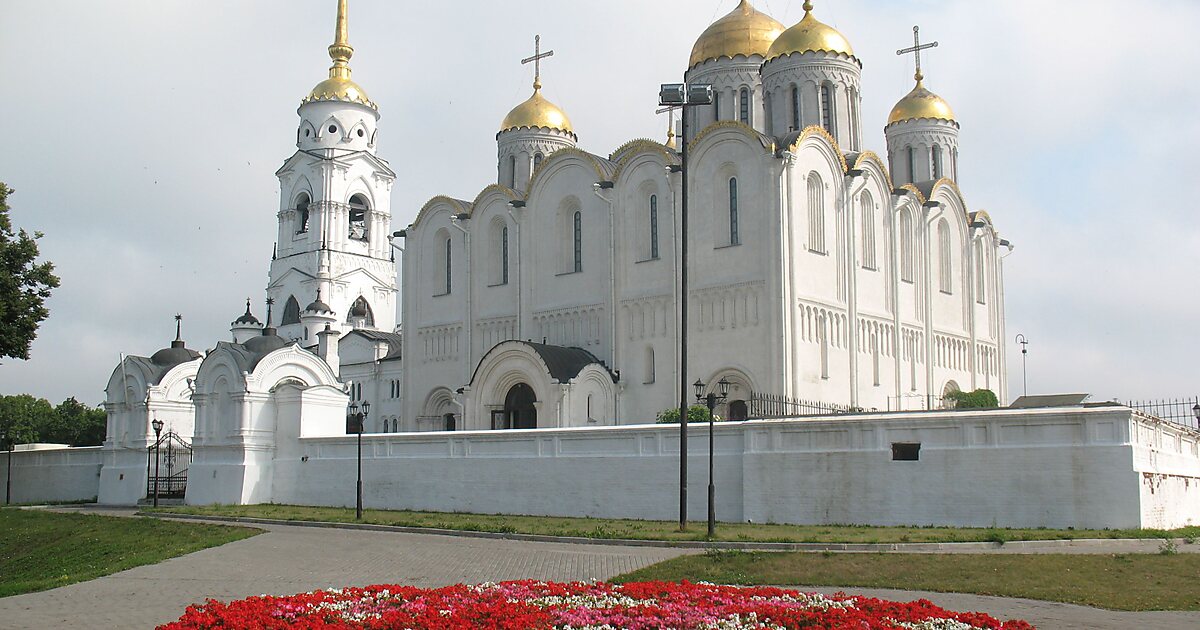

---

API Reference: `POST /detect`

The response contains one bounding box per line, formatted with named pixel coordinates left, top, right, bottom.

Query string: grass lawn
left=613, top=550, right=1200, bottom=611
left=153, top=503, right=1200, bottom=545
left=0, top=509, right=260, bottom=597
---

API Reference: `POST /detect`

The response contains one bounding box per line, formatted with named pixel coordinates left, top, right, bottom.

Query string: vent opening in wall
left=892, top=443, right=921, bottom=461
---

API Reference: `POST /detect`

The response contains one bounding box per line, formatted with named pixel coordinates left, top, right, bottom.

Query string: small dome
left=888, top=80, right=956, bottom=126
left=151, top=341, right=200, bottom=368
left=349, top=300, right=369, bottom=318
left=304, top=77, right=375, bottom=110
left=500, top=85, right=574, bottom=136
left=234, top=300, right=261, bottom=326
left=305, top=298, right=334, bottom=314
left=766, top=2, right=855, bottom=62
left=243, top=333, right=288, bottom=356
left=689, top=0, right=784, bottom=68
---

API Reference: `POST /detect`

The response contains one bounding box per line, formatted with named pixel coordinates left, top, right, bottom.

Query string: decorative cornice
left=690, top=120, right=776, bottom=154
left=779, top=125, right=848, bottom=173
left=851, top=150, right=894, bottom=193
left=412, top=195, right=473, bottom=230
left=527, top=147, right=614, bottom=193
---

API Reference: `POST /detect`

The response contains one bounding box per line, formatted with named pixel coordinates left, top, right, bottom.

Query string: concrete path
left=0, top=507, right=1196, bottom=630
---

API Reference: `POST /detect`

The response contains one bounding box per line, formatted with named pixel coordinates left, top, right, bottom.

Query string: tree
left=945, top=389, right=1000, bottom=409
left=656, top=405, right=720, bottom=424
left=50, top=397, right=108, bottom=447
left=0, top=394, right=55, bottom=444
left=0, top=183, right=60, bottom=361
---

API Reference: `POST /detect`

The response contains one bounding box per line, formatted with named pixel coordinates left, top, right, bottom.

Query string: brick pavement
left=0, top=508, right=1197, bottom=629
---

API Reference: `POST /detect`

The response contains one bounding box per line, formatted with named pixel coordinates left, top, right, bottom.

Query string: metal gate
left=147, top=431, right=192, bottom=499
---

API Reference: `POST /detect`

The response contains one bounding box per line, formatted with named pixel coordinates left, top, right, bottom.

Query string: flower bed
left=160, top=580, right=1034, bottom=629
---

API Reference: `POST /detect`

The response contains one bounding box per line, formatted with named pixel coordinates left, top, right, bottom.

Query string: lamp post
left=660, top=81, right=713, bottom=532
left=1015, top=334, right=1029, bottom=398
left=1192, top=403, right=1199, bottom=429
left=694, top=377, right=731, bottom=538
left=349, top=401, right=370, bottom=520
left=151, top=417, right=164, bottom=508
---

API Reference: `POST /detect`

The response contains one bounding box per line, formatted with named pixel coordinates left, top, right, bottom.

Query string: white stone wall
left=1, top=446, right=103, bottom=504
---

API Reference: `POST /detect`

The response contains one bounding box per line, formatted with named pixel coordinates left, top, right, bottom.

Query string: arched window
left=644, top=346, right=655, bottom=384
left=764, top=92, right=773, bottom=135
left=739, top=88, right=750, bottom=125
left=434, top=235, right=452, bottom=296
left=445, top=237, right=453, bottom=294
left=649, top=194, right=659, bottom=260
left=713, top=91, right=720, bottom=121
left=501, top=226, right=510, bottom=285
left=899, top=209, right=914, bottom=283
left=818, top=313, right=830, bottom=379
left=790, top=86, right=801, bottom=132
left=573, top=210, right=583, bottom=273
left=807, top=173, right=825, bottom=253
left=348, top=194, right=369, bottom=240
left=860, top=192, right=876, bottom=270
left=820, top=83, right=834, bottom=135
left=533, top=152, right=544, bottom=169
left=848, top=87, right=860, bottom=149
left=509, top=155, right=517, bottom=188
left=490, top=220, right=509, bottom=286
left=347, top=296, right=375, bottom=326
left=938, top=219, right=952, bottom=293
left=932, top=145, right=943, bottom=179
left=728, top=178, right=740, bottom=246
left=282, top=296, right=301, bottom=325
left=295, top=193, right=310, bottom=234
left=906, top=146, right=917, bottom=183
left=975, top=248, right=986, bottom=304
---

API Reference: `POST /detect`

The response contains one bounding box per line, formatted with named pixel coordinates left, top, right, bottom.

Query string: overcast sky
left=1, top=0, right=1197, bottom=406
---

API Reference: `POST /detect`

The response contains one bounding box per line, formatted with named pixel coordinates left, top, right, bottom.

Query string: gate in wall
left=146, top=431, right=192, bottom=499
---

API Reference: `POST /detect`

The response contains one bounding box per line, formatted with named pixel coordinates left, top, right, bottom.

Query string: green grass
left=613, top=550, right=1200, bottom=611
left=0, top=509, right=260, bottom=597
left=152, top=503, right=1200, bottom=545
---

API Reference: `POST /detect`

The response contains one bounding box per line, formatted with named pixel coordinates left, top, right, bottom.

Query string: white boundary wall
left=6, top=407, right=1199, bottom=530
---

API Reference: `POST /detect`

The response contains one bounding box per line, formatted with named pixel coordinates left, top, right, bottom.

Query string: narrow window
left=861, top=192, right=876, bottom=270
left=739, top=88, right=750, bottom=125
left=282, top=296, right=301, bottom=325
left=820, top=84, right=834, bottom=135
left=975, top=248, right=986, bottom=304
left=729, top=178, right=740, bottom=245
left=509, top=155, right=517, bottom=188
left=907, top=146, right=917, bottom=183
left=573, top=211, right=582, bottom=273
left=932, top=145, right=943, bottom=179
left=501, top=226, right=510, bottom=285
left=295, top=193, right=310, bottom=234
left=533, top=152, right=544, bottom=169
left=644, top=346, right=656, bottom=384
left=807, top=173, right=825, bottom=253
left=790, top=86, right=801, bottom=131
left=713, top=91, right=720, bottom=121
left=764, top=93, right=773, bottom=135
left=445, top=237, right=453, bottom=294
left=819, top=314, right=830, bottom=379
left=938, top=219, right=952, bottom=293
left=900, top=210, right=914, bottom=282
left=348, top=194, right=369, bottom=240
left=649, top=194, right=659, bottom=259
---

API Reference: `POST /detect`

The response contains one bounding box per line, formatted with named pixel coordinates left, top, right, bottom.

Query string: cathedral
left=99, top=0, right=1010, bottom=503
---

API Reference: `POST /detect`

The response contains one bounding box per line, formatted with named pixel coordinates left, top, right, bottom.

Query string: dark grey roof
left=233, top=300, right=261, bottom=326
left=304, top=299, right=333, bottom=314
left=1009, top=394, right=1092, bottom=409
left=470, top=341, right=614, bottom=385
left=912, top=180, right=939, bottom=200
left=149, top=340, right=201, bottom=371
left=344, top=329, right=403, bottom=361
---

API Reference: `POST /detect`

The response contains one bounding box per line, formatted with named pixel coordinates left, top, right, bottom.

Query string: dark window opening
left=348, top=194, right=369, bottom=240
left=573, top=211, right=582, bottom=273
left=357, top=128, right=365, bottom=138
left=892, top=443, right=921, bottom=461
left=282, top=296, right=301, bottom=326
left=649, top=195, right=659, bottom=259
left=295, top=194, right=311, bottom=234
left=328, top=125, right=337, bottom=134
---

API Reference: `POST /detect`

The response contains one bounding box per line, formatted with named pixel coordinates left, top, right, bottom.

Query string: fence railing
left=746, top=394, right=857, bottom=420
left=1126, top=398, right=1199, bottom=430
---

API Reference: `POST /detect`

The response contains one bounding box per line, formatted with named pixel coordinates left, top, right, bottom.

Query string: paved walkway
left=0, top=507, right=1196, bottom=630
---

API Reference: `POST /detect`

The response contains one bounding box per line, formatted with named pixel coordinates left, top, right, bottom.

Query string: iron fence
left=1126, top=397, right=1199, bottom=430
left=746, top=394, right=857, bottom=420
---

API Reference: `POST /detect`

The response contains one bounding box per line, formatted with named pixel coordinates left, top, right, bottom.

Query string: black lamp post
left=151, top=417, right=164, bottom=508
left=694, top=377, right=731, bottom=538
left=660, top=81, right=713, bottom=532
left=1192, top=403, right=1199, bottom=429
left=349, top=401, right=370, bottom=520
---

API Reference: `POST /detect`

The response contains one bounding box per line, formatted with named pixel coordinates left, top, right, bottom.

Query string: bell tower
left=268, top=0, right=397, bottom=343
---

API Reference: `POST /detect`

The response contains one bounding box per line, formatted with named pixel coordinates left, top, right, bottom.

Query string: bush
left=945, top=389, right=1000, bottom=409
left=656, top=405, right=718, bottom=424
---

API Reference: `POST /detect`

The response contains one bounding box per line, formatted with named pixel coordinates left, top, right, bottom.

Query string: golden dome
left=302, top=0, right=377, bottom=110
left=765, top=1, right=855, bottom=62
left=887, top=79, right=956, bottom=125
left=500, top=82, right=574, bottom=135
left=689, top=0, right=785, bottom=68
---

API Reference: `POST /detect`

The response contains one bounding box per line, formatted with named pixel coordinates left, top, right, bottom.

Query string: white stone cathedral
left=100, top=0, right=1010, bottom=503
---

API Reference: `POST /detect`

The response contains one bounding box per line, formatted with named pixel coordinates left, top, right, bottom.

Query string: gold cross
left=522, top=35, right=555, bottom=89
left=896, top=25, right=938, bottom=81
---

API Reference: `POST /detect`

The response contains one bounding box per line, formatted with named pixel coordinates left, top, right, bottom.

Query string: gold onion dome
left=500, top=80, right=574, bottom=135
left=689, top=0, right=785, bottom=68
left=304, top=0, right=376, bottom=110
left=888, top=77, right=956, bottom=125
left=766, top=1, right=855, bottom=62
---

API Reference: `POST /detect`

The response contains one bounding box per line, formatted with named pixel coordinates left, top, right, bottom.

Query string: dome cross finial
left=897, top=25, right=938, bottom=83
left=327, top=0, right=354, bottom=81
left=803, top=1, right=814, bottom=13
left=522, top=34, right=555, bottom=91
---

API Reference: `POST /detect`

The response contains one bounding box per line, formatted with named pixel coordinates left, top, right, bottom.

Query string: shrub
left=945, top=389, right=1000, bottom=409
left=656, top=405, right=717, bottom=424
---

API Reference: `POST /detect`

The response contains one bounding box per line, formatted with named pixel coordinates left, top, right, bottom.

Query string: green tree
left=945, top=389, right=1000, bottom=409
left=656, top=405, right=720, bottom=424
left=0, top=183, right=60, bottom=361
left=0, top=394, right=55, bottom=444
left=49, top=398, right=108, bottom=447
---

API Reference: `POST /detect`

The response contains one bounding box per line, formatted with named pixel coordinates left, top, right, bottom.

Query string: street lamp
left=694, top=376, right=731, bottom=538
left=349, top=401, right=370, bottom=520
left=151, top=417, right=164, bottom=508
left=660, top=81, right=713, bottom=532
left=1015, top=334, right=1029, bottom=398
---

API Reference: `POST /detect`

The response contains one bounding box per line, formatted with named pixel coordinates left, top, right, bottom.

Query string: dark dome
left=243, top=333, right=289, bottom=355
left=150, top=341, right=200, bottom=368
left=305, top=299, right=333, bottom=314
left=350, top=301, right=369, bottom=317
left=234, top=300, right=261, bottom=325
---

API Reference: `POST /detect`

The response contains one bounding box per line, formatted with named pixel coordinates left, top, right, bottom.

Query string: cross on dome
left=522, top=35, right=555, bottom=91
left=656, top=105, right=680, bottom=150
left=897, top=25, right=938, bottom=83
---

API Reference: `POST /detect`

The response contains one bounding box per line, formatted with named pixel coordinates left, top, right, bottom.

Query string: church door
left=728, top=400, right=748, bottom=422
left=503, top=383, right=538, bottom=430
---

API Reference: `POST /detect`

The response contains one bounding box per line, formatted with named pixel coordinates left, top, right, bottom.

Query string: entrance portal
left=497, top=383, right=538, bottom=430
